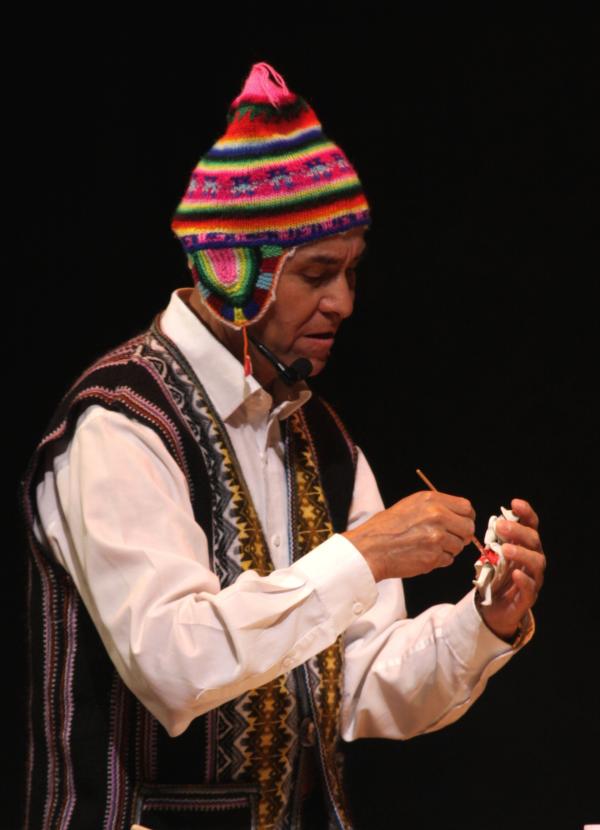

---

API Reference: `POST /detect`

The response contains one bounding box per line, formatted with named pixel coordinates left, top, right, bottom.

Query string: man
left=23, top=63, right=545, bottom=830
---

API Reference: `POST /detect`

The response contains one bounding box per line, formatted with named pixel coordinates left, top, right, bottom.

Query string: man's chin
left=302, top=355, right=327, bottom=378
left=284, top=351, right=326, bottom=379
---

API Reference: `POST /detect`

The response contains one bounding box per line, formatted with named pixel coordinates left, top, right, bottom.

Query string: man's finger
left=499, top=581, right=520, bottom=605
left=511, top=567, right=539, bottom=608
left=425, top=491, right=475, bottom=519
left=441, top=510, right=476, bottom=544
left=504, top=544, right=546, bottom=588
left=493, top=570, right=537, bottom=624
left=496, top=519, right=543, bottom=552
left=443, top=531, right=471, bottom=557
left=510, top=498, right=540, bottom=531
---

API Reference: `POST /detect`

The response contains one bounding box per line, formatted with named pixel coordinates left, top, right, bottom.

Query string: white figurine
left=473, top=506, right=519, bottom=606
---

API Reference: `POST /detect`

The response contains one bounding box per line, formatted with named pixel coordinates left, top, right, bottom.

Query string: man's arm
left=339, top=452, right=539, bottom=741
left=36, top=405, right=379, bottom=736
left=37, top=405, right=542, bottom=742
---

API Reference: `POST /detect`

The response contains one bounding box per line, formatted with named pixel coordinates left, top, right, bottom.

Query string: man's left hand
left=478, top=498, right=546, bottom=642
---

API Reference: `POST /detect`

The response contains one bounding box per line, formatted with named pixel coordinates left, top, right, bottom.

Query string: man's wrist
left=341, top=528, right=382, bottom=582
left=475, top=594, right=527, bottom=647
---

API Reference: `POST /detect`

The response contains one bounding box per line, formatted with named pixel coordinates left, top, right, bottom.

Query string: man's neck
left=183, top=287, right=279, bottom=392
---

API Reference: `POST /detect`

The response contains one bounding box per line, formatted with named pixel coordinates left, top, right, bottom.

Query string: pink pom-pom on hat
left=231, top=62, right=296, bottom=108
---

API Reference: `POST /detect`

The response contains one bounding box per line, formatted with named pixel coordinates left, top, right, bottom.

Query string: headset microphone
left=247, top=333, right=313, bottom=386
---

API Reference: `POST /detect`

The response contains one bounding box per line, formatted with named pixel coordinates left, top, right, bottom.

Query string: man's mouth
left=297, top=332, right=336, bottom=358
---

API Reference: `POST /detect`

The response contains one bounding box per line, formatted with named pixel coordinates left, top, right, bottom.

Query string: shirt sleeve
left=35, top=405, right=378, bottom=737
left=339, top=449, right=535, bottom=741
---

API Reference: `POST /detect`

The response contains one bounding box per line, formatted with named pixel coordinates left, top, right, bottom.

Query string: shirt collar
left=158, top=288, right=312, bottom=423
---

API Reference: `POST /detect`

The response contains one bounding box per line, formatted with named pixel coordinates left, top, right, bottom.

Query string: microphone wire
left=247, top=333, right=312, bottom=386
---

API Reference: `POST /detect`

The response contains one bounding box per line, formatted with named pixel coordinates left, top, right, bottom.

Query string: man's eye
left=301, top=272, right=329, bottom=284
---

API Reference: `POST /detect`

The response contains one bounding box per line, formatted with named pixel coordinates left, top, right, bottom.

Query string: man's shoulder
left=71, top=331, right=149, bottom=385
left=33, top=323, right=172, bottom=456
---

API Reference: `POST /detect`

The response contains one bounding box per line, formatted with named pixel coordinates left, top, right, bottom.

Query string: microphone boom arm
left=247, top=333, right=312, bottom=386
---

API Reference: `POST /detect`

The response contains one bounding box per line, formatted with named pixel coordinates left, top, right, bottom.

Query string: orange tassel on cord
left=242, top=327, right=253, bottom=376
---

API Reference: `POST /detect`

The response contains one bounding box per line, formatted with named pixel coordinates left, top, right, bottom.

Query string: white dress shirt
left=34, top=288, right=532, bottom=740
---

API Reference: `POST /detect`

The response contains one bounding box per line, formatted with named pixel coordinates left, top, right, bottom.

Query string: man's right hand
left=343, top=491, right=476, bottom=582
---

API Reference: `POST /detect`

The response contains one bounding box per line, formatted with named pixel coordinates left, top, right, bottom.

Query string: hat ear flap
left=188, top=244, right=287, bottom=328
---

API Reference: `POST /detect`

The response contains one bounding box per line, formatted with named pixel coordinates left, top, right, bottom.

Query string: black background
left=7, top=10, right=599, bottom=829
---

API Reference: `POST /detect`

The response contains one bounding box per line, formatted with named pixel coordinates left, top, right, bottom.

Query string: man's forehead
left=289, top=229, right=367, bottom=263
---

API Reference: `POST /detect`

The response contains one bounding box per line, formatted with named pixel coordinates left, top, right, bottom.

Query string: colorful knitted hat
left=171, top=62, right=370, bottom=330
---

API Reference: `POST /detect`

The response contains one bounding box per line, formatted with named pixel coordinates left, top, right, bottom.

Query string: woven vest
left=21, top=317, right=358, bottom=830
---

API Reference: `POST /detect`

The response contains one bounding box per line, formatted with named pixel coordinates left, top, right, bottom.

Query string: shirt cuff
left=292, top=533, right=378, bottom=637
left=444, top=589, right=534, bottom=668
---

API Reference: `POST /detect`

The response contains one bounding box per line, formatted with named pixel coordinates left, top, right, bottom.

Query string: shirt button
left=352, top=602, right=364, bottom=616
left=272, top=534, right=281, bottom=548
left=282, top=656, right=294, bottom=670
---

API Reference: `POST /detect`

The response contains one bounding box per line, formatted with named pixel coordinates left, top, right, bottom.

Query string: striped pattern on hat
left=172, top=64, right=370, bottom=252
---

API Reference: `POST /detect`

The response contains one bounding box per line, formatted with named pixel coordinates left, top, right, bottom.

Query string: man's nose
left=320, top=273, right=355, bottom=319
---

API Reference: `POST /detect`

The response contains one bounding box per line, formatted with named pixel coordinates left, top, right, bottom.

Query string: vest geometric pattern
left=22, top=317, right=359, bottom=829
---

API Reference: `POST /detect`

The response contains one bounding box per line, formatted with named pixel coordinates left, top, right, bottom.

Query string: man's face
left=251, top=228, right=367, bottom=378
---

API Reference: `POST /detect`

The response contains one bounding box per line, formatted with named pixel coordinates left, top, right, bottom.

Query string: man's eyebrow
left=300, top=249, right=367, bottom=267
left=302, top=255, right=341, bottom=266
